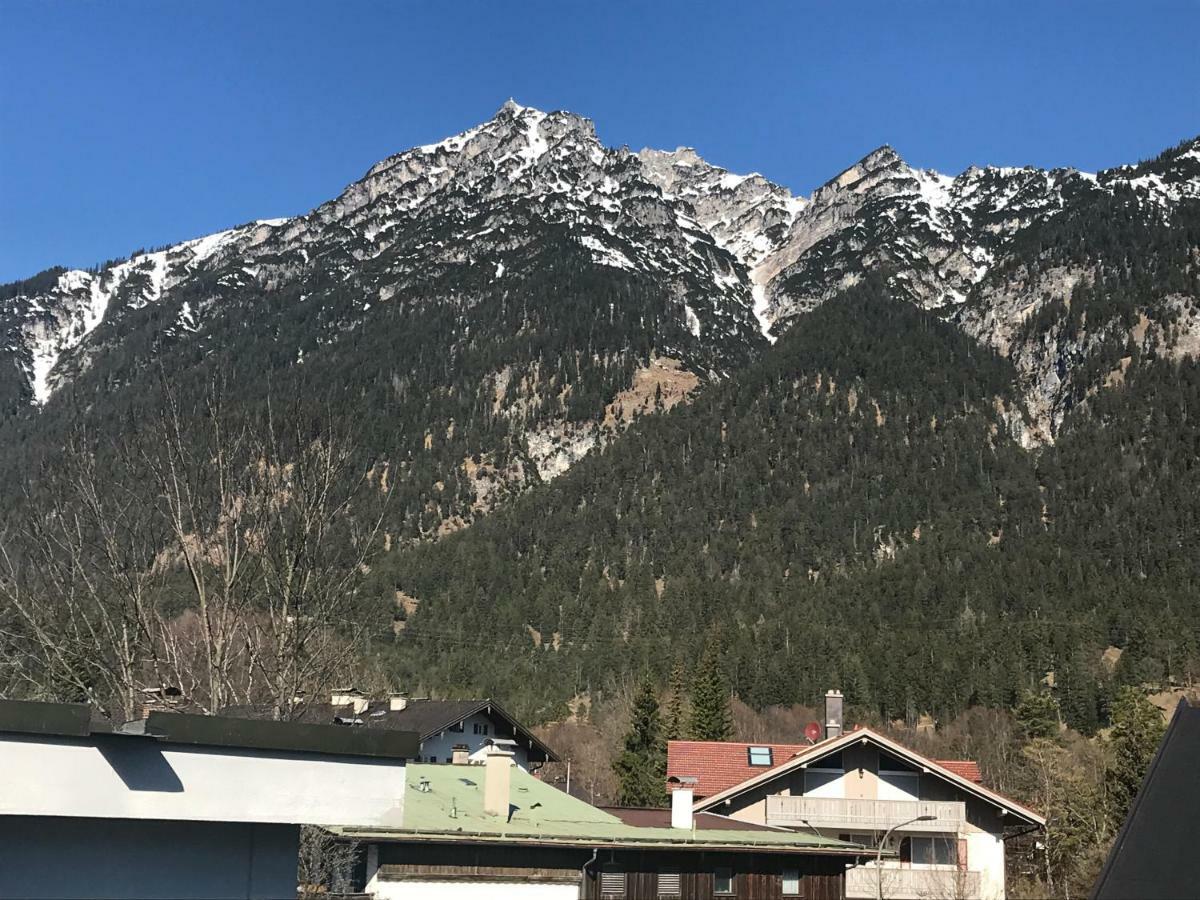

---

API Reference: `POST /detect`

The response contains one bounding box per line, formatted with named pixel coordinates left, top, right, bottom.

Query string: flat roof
left=0, top=699, right=419, bottom=760
left=336, top=763, right=872, bottom=856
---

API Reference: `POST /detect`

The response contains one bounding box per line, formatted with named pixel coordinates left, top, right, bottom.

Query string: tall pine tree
left=663, top=660, right=688, bottom=742
left=613, top=676, right=668, bottom=807
left=688, top=632, right=733, bottom=741
left=1015, top=689, right=1061, bottom=740
left=1107, top=687, right=1166, bottom=821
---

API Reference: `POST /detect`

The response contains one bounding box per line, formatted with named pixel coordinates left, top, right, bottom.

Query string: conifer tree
left=1107, top=687, right=1166, bottom=820
left=688, top=633, right=733, bottom=741
left=1015, top=689, right=1061, bottom=740
left=613, top=676, right=668, bottom=807
left=663, top=660, right=688, bottom=742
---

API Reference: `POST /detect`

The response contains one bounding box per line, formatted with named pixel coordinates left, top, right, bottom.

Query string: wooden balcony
left=766, top=795, right=966, bottom=833
left=846, top=865, right=983, bottom=899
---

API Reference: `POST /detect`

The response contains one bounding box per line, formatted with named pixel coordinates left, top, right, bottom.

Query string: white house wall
left=418, top=712, right=532, bottom=770
left=0, top=733, right=406, bottom=827
left=368, top=879, right=577, bottom=900
left=967, top=830, right=1006, bottom=900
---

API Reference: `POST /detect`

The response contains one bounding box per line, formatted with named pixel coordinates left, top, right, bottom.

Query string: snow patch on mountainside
left=12, top=220, right=285, bottom=405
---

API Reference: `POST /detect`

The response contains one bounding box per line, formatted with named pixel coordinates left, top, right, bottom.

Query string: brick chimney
left=389, top=692, right=409, bottom=712
left=451, top=744, right=470, bottom=765
left=824, top=689, right=844, bottom=740
left=483, top=745, right=515, bottom=817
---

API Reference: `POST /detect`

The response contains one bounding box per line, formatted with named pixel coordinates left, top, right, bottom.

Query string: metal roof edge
left=331, top=827, right=878, bottom=856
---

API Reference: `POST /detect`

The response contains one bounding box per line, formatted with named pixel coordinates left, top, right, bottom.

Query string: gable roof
left=687, top=727, right=1044, bottom=827
left=667, top=738, right=984, bottom=800
left=1092, top=699, right=1200, bottom=899
left=335, top=763, right=872, bottom=856
left=362, top=699, right=559, bottom=762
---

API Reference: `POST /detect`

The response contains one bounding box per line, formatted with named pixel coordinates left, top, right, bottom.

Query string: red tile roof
left=667, top=740, right=814, bottom=798
left=667, top=740, right=985, bottom=798
left=935, top=760, right=983, bottom=784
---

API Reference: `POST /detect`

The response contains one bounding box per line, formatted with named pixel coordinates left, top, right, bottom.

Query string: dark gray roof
left=221, top=697, right=559, bottom=762
left=0, top=698, right=419, bottom=760
left=1092, top=698, right=1200, bottom=899
left=367, top=699, right=488, bottom=737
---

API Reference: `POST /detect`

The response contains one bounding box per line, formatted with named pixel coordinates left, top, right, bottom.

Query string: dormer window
left=747, top=746, right=773, bottom=767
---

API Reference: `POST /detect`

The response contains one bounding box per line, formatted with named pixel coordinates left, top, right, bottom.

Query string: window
left=428, top=756, right=437, bottom=764
left=448, top=721, right=464, bottom=733
left=747, top=745, right=773, bottom=766
left=600, top=867, right=625, bottom=897
left=782, top=866, right=800, bottom=895
left=714, top=867, right=733, bottom=894
left=473, top=722, right=489, bottom=735
left=904, top=836, right=957, bottom=866
left=657, top=871, right=681, bottom=896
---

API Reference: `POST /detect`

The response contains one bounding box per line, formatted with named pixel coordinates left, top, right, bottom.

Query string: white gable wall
left=0, top=733, right=407, bottom=827
left=418, top=712, right=532, bottom=770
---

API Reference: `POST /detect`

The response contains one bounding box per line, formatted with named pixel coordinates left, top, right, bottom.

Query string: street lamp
left=876, top=814, right=937, bottom=900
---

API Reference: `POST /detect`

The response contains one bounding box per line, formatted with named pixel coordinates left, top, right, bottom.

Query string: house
left=1092, top=697, right=1200, bottom=900
left=226, top=690, right=559, bottom=771
left=334, top=746, right=874, bottom=899
left=669, top=691, right=1045, bottom=900
left=0, top=697, right=418, bottom=900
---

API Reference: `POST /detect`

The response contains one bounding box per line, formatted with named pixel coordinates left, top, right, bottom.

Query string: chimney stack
left=824, top=689, right=843, bottom=740
left=668, top=776, right=697, bottom=829
left=331, top=688, right=369, bottom=715
left=389, top=692, right=409, bottom=712
left=451, top=744, right=470, bottom=765
left=483, top=745, right=515, bottom=817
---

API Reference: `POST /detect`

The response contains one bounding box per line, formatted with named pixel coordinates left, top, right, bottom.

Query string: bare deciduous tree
left=0, top=378, right=392, bottom=722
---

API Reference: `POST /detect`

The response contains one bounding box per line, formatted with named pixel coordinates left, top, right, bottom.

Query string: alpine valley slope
left=2, top=104, right=1200, bottom=723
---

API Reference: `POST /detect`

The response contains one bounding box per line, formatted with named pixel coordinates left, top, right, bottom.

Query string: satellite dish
left=804, top=721, right=822, bottom=743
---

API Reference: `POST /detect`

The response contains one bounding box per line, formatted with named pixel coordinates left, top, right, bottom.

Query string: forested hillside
left=0, top=106, right=1197, bottom=741
left=382, top=278, right=1200, bottom=726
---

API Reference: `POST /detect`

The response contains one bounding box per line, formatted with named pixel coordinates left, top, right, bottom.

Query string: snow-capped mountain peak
left=2, top=105, right=1197, bottom=451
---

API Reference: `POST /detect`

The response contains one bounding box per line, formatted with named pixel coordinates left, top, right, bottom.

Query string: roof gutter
left=335, top=828, right=875, bottom=856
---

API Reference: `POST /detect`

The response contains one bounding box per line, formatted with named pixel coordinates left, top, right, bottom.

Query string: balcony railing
left=766, top=795, right=966, bottom=833
left=846, top=865, right=983, bottom=900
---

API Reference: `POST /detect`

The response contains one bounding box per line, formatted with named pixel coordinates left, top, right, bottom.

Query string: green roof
left=336, top=763, right=868, bottom=855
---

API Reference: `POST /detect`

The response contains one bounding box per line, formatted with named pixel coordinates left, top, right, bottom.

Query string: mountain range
left=2, top=102, right=1198, bottom=724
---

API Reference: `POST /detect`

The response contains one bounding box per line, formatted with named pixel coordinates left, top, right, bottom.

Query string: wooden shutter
left=658, top=872, right=682, bottom=896
left=957, top=838, right=969, bottom=872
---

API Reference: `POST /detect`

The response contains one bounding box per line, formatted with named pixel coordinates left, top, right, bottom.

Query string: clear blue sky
left=3, top=0, right=1198, bottom=282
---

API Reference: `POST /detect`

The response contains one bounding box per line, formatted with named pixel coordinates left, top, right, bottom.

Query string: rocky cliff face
left=3, top=103, right=1198, bottom=454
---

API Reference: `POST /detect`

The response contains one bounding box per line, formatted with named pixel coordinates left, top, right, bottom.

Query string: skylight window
left=747, top=746, right=773, bottom=766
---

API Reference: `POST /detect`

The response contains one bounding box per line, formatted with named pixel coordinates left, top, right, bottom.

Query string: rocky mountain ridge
left=3, top=103, right=1198, bottom=447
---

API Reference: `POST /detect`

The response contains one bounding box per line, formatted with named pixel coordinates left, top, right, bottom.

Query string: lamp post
left=876, top=814, right=937, bottom=900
